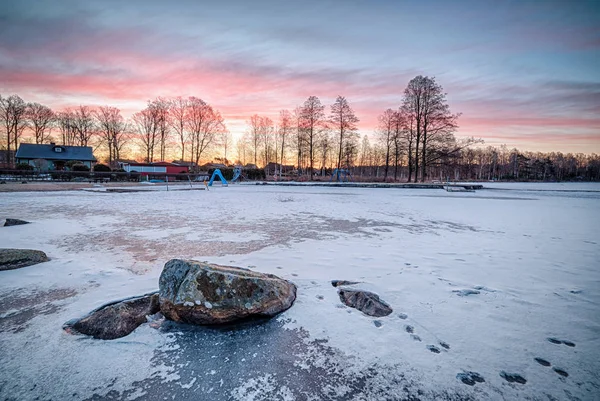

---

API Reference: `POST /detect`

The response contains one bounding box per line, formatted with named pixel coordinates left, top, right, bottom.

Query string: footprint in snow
left=499, top=371, right=527, bottom=384
left=534, top=357, right=551, bottom=367
left=426, top=345, right=441, bottom=354
left=405, top=325, right=414, bottom=334
left=398, top=313, right=408, bottom=320
left=439, top=341, right=450, bottom=350
left=316, top=295, right=324, bottom=300
left=411, top=334, right=421, bottom=342
left=547, top=337, right=576, bottom=347
left=453, top=289, right=480, bottom=297
left=373, top=320, right=383, bottom=328
left=553, top=367, right=569, bottom=377
left=456, top=371, right=485, bottom=386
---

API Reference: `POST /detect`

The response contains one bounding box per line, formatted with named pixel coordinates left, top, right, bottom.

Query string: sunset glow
left=1, top=0, right=599, bottom=153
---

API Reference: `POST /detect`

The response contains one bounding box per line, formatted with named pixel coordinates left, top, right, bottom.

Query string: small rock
left=0, top=248, right=49, bottom=271
left=4, top=218, right=30, bottom=227
left=331, top=280, right=360, bottom=287
left=337, top=289, right=392, bottom=317
left=159, top=259, right=296, bottom=325
left=64, top=292, right=160, bottom=340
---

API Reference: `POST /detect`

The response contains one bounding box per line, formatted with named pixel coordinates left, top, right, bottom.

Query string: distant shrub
left=72, top=164, right=90, bottom=172
left=16, top=163, right=34, bottom=171
left=93, top=163, right=111, bottom=172
left=65, top=160, right=82, bottom=169
left=246, top=168, right=266, bottom=180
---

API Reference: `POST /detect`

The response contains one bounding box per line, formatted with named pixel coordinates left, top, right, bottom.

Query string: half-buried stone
left=0, top=248, right=48, bottom=271
left=338, top=288, right=393, bottom=317
left=64, top=292, right=160, bottom=340
left=4, top=218, right=30, bottom=227
left=159, top=259, right=297, bottom=325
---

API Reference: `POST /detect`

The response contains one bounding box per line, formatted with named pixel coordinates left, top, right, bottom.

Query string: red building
left=120, top=161, right=190, bottom=180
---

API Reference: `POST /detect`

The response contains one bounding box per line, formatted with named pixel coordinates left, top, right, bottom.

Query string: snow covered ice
left=0, top=183, right=599, bottom=400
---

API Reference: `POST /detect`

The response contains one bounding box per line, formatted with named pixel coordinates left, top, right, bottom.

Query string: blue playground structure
left=207, top=169, right=228, bottom=187
left=329, top=168, right=352, bottom=183
left=231, top=167, right=242, bottom=183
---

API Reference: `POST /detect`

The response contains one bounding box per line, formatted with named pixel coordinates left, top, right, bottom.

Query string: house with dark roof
left=15, top=143, right=96, bottom=170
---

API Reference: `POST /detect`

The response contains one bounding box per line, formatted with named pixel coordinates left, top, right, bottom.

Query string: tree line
left=2, top=76, right=599, bottom=181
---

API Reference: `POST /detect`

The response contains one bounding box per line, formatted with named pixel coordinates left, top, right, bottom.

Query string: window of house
left=54, top=147, right=62, bottom=153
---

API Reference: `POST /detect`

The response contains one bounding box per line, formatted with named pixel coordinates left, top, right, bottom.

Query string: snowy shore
left=1, top=183, right=598, bottom=400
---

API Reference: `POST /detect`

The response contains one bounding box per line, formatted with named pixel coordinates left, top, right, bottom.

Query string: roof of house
left=16, top=143, right=96, bottom=161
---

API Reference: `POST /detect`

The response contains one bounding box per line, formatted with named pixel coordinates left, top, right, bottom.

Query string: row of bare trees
left=237, top=95, right=361, bottom=180
left=0, top=93, right=229, bottom=167
left=236, top=77, right=471, bottom=182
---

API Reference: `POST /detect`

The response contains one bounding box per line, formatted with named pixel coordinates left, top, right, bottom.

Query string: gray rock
left=159, top=259, right=297, bottom=325
left=64, top=292, right=160, bottom=340
left=4, top=218, right=30, bottom=227
left=338, top=289, right=392, bottom=317
left=0, top=248, right=49, bottom=271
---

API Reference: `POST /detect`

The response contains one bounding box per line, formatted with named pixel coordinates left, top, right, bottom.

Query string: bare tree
left=277, top=109, right=292, bottom=178
left=248, top=114, right=262, bottom=166
left=300, top=96, right=326, bottom=180
left=187, top=97, right=225, bottom=166
left=402, top=76, right=460, bottom=182
left=220, top=129, right=233, bottom=163
left=57, top=110, right=77, bottom=146
left=72, top=105, right=95, bottom=147
left=0, top=94, right=28, bottom=166
left=27, top=103, right=55, bottom=144
left=260, top=116, right=274, bottom=168
left=330, top=96, right=359, bottom=172
left=152, top=98, right=170, bottom=162
left=292, top=106, right=306, bottom=175
left=133, top=103, right=159, bottom=162
left=95, top=106, right=128, bottom=165
left=170, top=97, right=189, bottom=162
left=377, top=109, right=395, bottom=180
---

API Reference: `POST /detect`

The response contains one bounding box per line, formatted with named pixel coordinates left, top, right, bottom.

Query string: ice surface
left=0, top=183, right=599, bottom=400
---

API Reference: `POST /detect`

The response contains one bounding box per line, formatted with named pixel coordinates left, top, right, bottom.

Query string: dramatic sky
left=1, top=0, right=599, bottom=153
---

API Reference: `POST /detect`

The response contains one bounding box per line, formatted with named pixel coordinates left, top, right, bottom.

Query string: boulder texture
left=64, top=292, right=160, bottom=340
left=4, top=218, right=30, bottom=227
left=0, top=248, right=48, bottom=271
left=159, top=259, right=297, bottom=325
left=338, top=289, right=393, bottom=317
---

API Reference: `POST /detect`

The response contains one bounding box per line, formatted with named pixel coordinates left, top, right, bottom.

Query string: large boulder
left=338, top=289, right=393, bottom=317
left=159, top=259, right=297, bottom=325
left=4, top=218, right=30, bottom=227
left=64, top=292, right=160, bottom=340
left=0, top=248, right=48, bottom=271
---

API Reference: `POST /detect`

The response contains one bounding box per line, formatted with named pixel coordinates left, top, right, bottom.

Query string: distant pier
left=252, top=182, right=484, bottom=190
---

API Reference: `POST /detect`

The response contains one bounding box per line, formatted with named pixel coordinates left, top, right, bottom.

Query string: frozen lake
left=1, top=183, right=599, bottom=400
